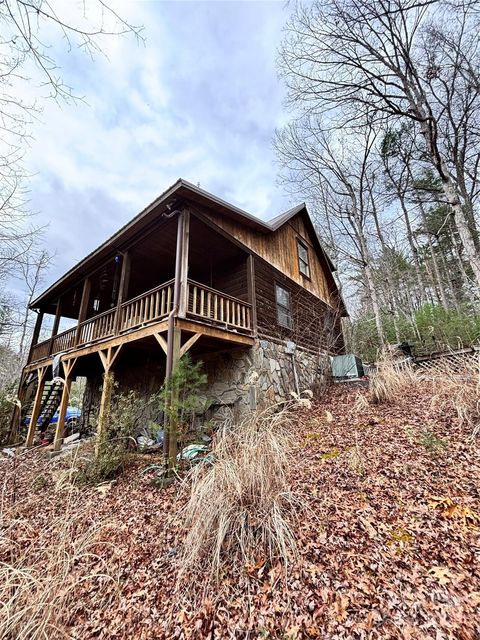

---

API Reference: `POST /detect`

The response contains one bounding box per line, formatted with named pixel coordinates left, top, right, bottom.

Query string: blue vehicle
left=23, top=407, right=81, bottom=428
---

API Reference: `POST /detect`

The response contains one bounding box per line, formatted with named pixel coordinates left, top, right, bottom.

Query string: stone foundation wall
left=82, top=338, right=329, bottom=427
left=202, top=339, right=328, bottom=421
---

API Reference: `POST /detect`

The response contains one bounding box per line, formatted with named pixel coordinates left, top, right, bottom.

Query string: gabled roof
left=31, top=179, right=338, bottom=308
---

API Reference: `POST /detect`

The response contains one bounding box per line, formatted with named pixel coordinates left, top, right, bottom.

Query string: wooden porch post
left=49, top=299, right=62, bottom=356
left=95, top=346, right=122, bottom=455
left=53, top=359, right=77, bottom=451
left=247, top=254, right=257, bottom=336
left=25, top=366, right=48, bottom=447
left=114, top=251, right=130, bottom=334
left=75, top=278, right=91, bottom=346
left=163, top=208, right=189, bottom=466
left=31, top=310, right=44, bottom=347
left=178, top=211, right=190, bottom=319
left=26, top=310, right=45, bottom=366
left=167, top=325, right=182, bottom=465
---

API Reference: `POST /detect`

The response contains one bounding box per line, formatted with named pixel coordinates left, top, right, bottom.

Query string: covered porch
left=20, top=207, right=256, bottom=454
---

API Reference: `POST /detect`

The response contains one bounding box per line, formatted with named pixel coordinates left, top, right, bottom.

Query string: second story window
left=275, top=284, right=292, bottom=329
left=297, top=239, right=310, bottom=278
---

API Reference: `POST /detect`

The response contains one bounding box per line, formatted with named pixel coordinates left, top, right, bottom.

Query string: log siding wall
left=200, top=209, right=333, bottom=304
left=254, top=257, right=344, bottom=354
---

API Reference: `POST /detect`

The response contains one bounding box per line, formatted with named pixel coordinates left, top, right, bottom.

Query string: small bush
left=76, top=389, right=147, bottom=485
left=178, top=404, right=299, bottom=580
left=416, top=430, right=449, bottom=453
left=0, top=383, right=17, bottom=446
left=74, top=442, right=128, bottom=485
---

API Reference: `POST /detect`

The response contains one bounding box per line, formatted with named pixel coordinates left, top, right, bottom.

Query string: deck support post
left=53, top=359, right=76, bottom=451
left=163, top=207, right=190, bottom=467
left=164, top=324, right=181, bottom=467
left=95, top=346, right=122, bottom=455
left=25, top=366, right=48, bottom=447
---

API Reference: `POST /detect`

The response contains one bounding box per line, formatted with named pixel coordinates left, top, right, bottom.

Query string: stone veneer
left=200, top=338, right=328, bottom=420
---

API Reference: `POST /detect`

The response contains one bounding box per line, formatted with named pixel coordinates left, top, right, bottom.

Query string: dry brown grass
left=178, top=405, right=299, bottom=580
left=0, top=458, right=117, bottom=640
left=369, top=352, right=417, bottom=404
left=426, top=355, right=480, bottom=438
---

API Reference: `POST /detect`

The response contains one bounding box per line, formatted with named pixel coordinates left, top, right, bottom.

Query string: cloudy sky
left=19, top=0, right=292, bottom=292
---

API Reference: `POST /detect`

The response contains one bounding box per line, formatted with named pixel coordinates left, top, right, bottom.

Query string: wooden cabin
left=18, top=179, right=346, bottom=450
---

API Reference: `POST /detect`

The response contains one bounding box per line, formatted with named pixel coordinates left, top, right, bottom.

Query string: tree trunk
left=416, top=200, right=450, bottom=308
left=441, top=174, right=480, bottom=289
left=363, top=262, right=385, bottom=348
left=412, top=95, right=480, bottom=290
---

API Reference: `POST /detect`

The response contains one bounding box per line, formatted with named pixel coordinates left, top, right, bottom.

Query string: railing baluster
left=161, top=289, right=165, bottom=316
left=193, top=286, right=197, bottom=315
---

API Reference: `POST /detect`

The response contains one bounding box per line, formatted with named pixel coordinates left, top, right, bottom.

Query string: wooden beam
left=98, top=345, right=122, bottom=372
left=114, top=251, right=130, bottom=334
left=98, top=349, right=108, bottom=371
left=31, top=311, right=44, bottom=347
left=177, top=318, right=254, bottom=345
left=179, top=333, right=201, bottom=358
left=62, top=357, right=77, bottom=379
left=75, top=277, right=91, bottom=345
left=23, top=312, right=254, bottom=375
left=108, top=345, right=122, bottom=369
left=154, top=332, right=168, bottom=355
left=26, top=310, right=45, bottom=365
left=52, top=358, right=76, bottom=451
left=25, top=366, right=48, bottom=447
left=49, top=299, right=62, bottom=356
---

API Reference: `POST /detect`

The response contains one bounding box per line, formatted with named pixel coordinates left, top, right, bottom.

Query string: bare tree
left=16, top=248, right=52, bottom=358
left=279, top=0, right=480, bottom=288
left=0, top=1, right=143, bottom=351
left=276, top=117, right=386, bottom=345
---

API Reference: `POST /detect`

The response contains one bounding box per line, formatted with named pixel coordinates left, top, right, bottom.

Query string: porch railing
left=52, top=326, right=77, bottom=353
left=28, top=277, right=252, bottom=364
left=30, top=339, right=51, bottom=363
left=77, top=308, right=116, bottom=346
left=120, top=279, right=174, bottom=332
left=187, top=280, right=251, bottom=332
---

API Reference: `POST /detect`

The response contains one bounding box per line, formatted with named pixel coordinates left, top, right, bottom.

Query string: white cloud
left=9, top=0, right=294, bottom=287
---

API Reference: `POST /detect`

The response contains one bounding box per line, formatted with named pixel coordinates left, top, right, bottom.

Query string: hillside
left=1, top=383, right=479, bottom=639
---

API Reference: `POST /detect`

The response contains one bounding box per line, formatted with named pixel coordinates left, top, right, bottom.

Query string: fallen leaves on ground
left=1, top=383, right=479, bottom=639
